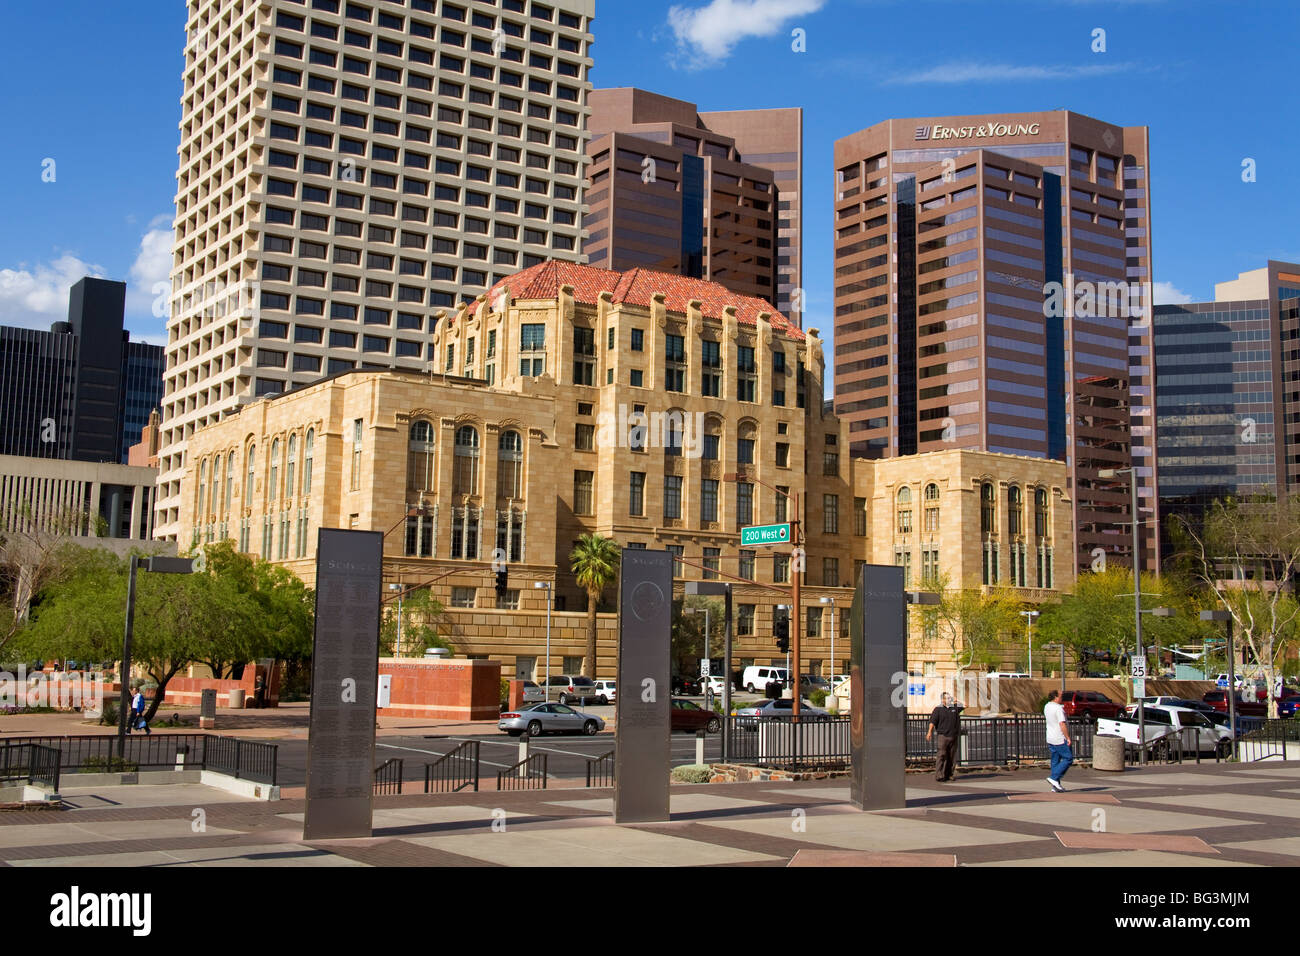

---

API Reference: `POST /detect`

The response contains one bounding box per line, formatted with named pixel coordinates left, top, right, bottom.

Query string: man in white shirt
left=1044, top=689, right=1072, bottom=792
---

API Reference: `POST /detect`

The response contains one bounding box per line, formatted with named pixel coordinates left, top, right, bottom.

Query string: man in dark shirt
left=926, top=693, right=964, bottom=782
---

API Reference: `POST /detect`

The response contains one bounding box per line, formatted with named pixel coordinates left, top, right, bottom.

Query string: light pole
left=685, top=580, right=732, bottom=759
left=1201, top=609, right=1237, bottom=759
left=1100, top=465, right=1147, bottom=763
left=534, top=581, right=552, bottom=701
left=119, top=555, right=196, bottom=759
left=1020, top=610, right=1039, bottom=677
left=820, top=596, right=836, bottom=682
left=387, top=582, right=403, bottom=657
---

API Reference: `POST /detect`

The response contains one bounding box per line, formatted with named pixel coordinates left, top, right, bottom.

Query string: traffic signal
left=495, top=566, right=508, bottom=598
left=774, top=616, right=789, bottom=653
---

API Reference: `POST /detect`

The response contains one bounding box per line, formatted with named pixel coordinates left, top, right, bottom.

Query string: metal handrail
left=497, top=752, right=547, bottom=790
left=584, top=750, right=615, bottom=788
left=425, top=740, right=480, bottom=793
left=374, top=757, right=404, bottom=795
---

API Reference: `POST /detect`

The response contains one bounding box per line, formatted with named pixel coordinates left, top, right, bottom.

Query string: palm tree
left=569, top=534, right=620, bottom=678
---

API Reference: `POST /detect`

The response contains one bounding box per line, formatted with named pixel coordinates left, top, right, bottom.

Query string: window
left=923, top=483, right=940, bottom=534
left=737, top=427, right=755, bottom=465
left=407, top=420, right=435, bottom=493
left=736, top=482, right=753, bottom=526
left=701, top=340, right=720, bottom=396
left=703, top=547, right=720, bottom=580
left=854, top=497, right=867, bottom=536
left=573, top=470, right=594, bottom=515
left=807, top=606, right=822, bottom=638
left=454, top=426, right=479, bottom=494
left=668, top=545, right=684, bottom=577
left=575, top=423, right=594, bottom=450
left=980, top=482, right=996, bottom=535
left=895, top=549, right=912, bottom=588
left=350, top=419, right=363, bottom=490
left=244, top=444, right=256, bottom=504
left=1034, top=487, right=1049, bottom=537
left=823, top=450, right=839, bottom=476
left=451, top=587, right=476, bottom=608
left=700, top=479, right=718, bottom=523
left=739, top=549, right=755, bottom=580
left=702, top=421, right=720, bottom=461
left=823, top=557, right=840, bottom=587
left=665, top=333, right=685, bottom=392
left=664, top=475, right=682, bottom=519
left=286, top=434, right=297, bottom=499
left=775, top=442, right=789, bottom=467
left=498, top=430, right=523, bottom=499
left=572, top=326, right=595, bottom=385
left=1008, top=485, right=1023, bottom=536
left=775, top=486, right=789, bottom=524
left=450, top=506, right=480, bottom=560
left=224, top=452, right=235, bottom=513
left=737, top=345, right=756, bottom=401
left=303, top=430, right=314, bottom=495
left=629, top=472, right=645, bottom=516
left=630, top=328, right=644, bottom=351
left=738, top=604, right=755, bottom=636
left=520, top=323, right=545, bottom=376
left=921, top=547, right=939, bottom=586
left=823, top=494, right=839, bottom=534
left=896, top=487, right=912, bottom=534
left=774, top=553, right=790, bottom=584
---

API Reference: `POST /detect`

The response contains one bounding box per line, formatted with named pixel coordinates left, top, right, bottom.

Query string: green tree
left=380, top=587, right=451, bottom=657
left=671, top=595, right=722, bottom=678
left=569, top=533, right=620, bottom=678
left=917, top=571, right=1023, bottom=680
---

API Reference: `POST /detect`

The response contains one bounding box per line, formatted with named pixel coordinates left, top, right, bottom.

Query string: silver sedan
left=499, top=702, right=605, bottom=737
left=733, top=698, right=829, bottom=729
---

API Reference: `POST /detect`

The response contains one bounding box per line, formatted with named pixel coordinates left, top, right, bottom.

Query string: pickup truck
left=1097, top=706, right=1227, bottom=756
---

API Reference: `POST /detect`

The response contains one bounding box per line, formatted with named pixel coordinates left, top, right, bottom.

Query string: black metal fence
left=374, top=758, right=404, bottom=795
left=0, top=734, right=277, bottom=784
left=425, top=740, right=480, bottom=793
left=585, top=750, right=615, bottom=788
left=1238, top=718, right=1290, bottom=761
left=725, top=716, right=851, bottom=768
left=203, top=737, right=279, bottom=785
left=497, top=752, right=548, bottom=790
left=0, top=743, right=61, bottom=791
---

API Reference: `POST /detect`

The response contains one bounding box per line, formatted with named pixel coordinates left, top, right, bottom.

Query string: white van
left=985, top=672, right=1029, bottom=679
left=741, top=666, right=789, bottom=693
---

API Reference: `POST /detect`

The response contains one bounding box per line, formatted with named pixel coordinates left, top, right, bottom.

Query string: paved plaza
left=2, top=761, right=1299, bottom=867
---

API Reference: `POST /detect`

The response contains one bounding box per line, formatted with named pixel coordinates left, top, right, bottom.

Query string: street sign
left=740, top=523, right=791, bottom=547
left=1130, top=658, right=1147, bottom=679
left=700, top=658, right=711, bottom=678
left=1133, top=677, right=1146, bottom=699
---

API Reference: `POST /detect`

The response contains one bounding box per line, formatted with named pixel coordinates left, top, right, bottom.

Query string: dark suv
left=1059, top=690, right=1122, bottom=722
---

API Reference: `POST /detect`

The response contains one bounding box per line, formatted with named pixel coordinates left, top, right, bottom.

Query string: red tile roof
left=463, top=260, right=805, bottom=340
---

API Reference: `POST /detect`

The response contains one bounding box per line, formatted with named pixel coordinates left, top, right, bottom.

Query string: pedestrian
left=926, top=692, right=964, bottom=781
left=254, top=673, right=266, bottom=709
left=130, top=685, right=150, bottom=736
left=1044, top=689, right=1072, bottom=792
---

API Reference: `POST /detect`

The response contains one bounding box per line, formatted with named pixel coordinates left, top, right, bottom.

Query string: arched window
left=286, top=434, right=297, bottom=499
left=896, top=486, right=913, bottom=535
left=302, top=430, right=314, bottom=496
left=245, top=445, right=256, bottom=506
left=405, top=420, right=435, bottom=494
left=923, top=482, right=939, bottom=533
left=208, top=456, right=218, bottom=519
left=1034, top=487, right=1049, bottom=537
left=702, top=417, right=722, bottom=461
left=497, top=429, right=523, bottom=499
left=269, top=439, right=281, bottom=503
left=980, top=482, right=995, bottom=535
left=1007, top=485, right=1022, bottom=536
left=454, top=425, right=480, bottom=495
left=224, top=451, right=235, bottom=513
left=197, top=459, right=207, bottom=520
left=737, top=420, right=757, bottom=465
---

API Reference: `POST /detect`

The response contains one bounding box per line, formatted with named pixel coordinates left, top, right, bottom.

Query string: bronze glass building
left=585, top=88, right=802, bottom=324
left=832, top=110, right=1156, bottom=573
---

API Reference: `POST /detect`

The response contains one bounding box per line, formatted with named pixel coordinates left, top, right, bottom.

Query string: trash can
left=227, top=688, right=246, bottom=710
left=1093, top=733, right=1125, bottom=772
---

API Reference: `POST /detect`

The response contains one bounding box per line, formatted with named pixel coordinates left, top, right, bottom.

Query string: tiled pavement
left=2, top=762, right=1299, bottom=867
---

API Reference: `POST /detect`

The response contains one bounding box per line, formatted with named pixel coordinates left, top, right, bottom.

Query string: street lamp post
left=534, top=581, right=552, bottom=701
left=1020, top=610, right=1039, bottom=677
left=1100, top=465, right=1147, bottom=764
left=119, top=555, right=196, bottom=759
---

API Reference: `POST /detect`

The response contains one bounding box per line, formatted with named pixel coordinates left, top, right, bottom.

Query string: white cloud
left=667, top=0, right=825, bottom=68
left=887, top=60, right=1139, bottom=85
left=1152, top=281, right=1193, bottom=305
left=0, top=254, right=107, bottom=329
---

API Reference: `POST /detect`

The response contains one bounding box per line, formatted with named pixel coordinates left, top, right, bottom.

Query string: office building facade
left=1154, top=261, right=1300, bottom=561
left=586, top=88, right=802, bottom=324
left=156, top=0, right=595, bottom=539
left=0, top=277, right=163, bottom=465
left=832, top=110, right=1156, bottom=573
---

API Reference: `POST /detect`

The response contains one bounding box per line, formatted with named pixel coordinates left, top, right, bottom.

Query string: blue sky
left=1, top=0, right=1296, bottom=358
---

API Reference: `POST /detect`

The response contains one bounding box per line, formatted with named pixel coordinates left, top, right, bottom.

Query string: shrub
left=671, top=764, right=711, bottom=784
left=810, top=689, right=828, bottom=707
left=80, top=755, right=139, bottom=774
left=97, top=702, right=120, bottom=727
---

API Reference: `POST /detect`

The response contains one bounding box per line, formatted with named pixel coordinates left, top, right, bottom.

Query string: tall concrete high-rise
left=0, top=277, right=164, bottom=465
left=832, top=110, right=1156, bottom=574
left=1154, top=261, right=1300, bottom=563
left=585, top=88, right=802, bottom=324
left=156, top=0, right=595, bottom=539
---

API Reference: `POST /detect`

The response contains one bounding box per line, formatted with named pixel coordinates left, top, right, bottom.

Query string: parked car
left=1097, top=705, right=1225, bottom=755
left=832, top=674, right=851, bottom=687
left=670, top=698, right=722, bottom=734
left=1126, top=697, right=1216, bottom=716
left=545, top=675, right=598, bottom=706
left=733, top=697, right=829, bottom=725
left=1276, top=687, right=1300, bottom=717
left=1202, top=690, right=1267, bottom=718
left=521, top=680, right=544, bottom=704
left=1059, top=690, right=1123, bottom=722
left=592, top=679, right=617, bottom=705
left=741, top=666, right=790, bottom=693
left=800, top=675, right=831, bottom=694
left=672, top=676, right=703, bottom=696
left=499, top=702, right=604, bottom=737
left=986, top=672, right=1029, bottom=679
left=704, top=674, right=728, bottom=696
